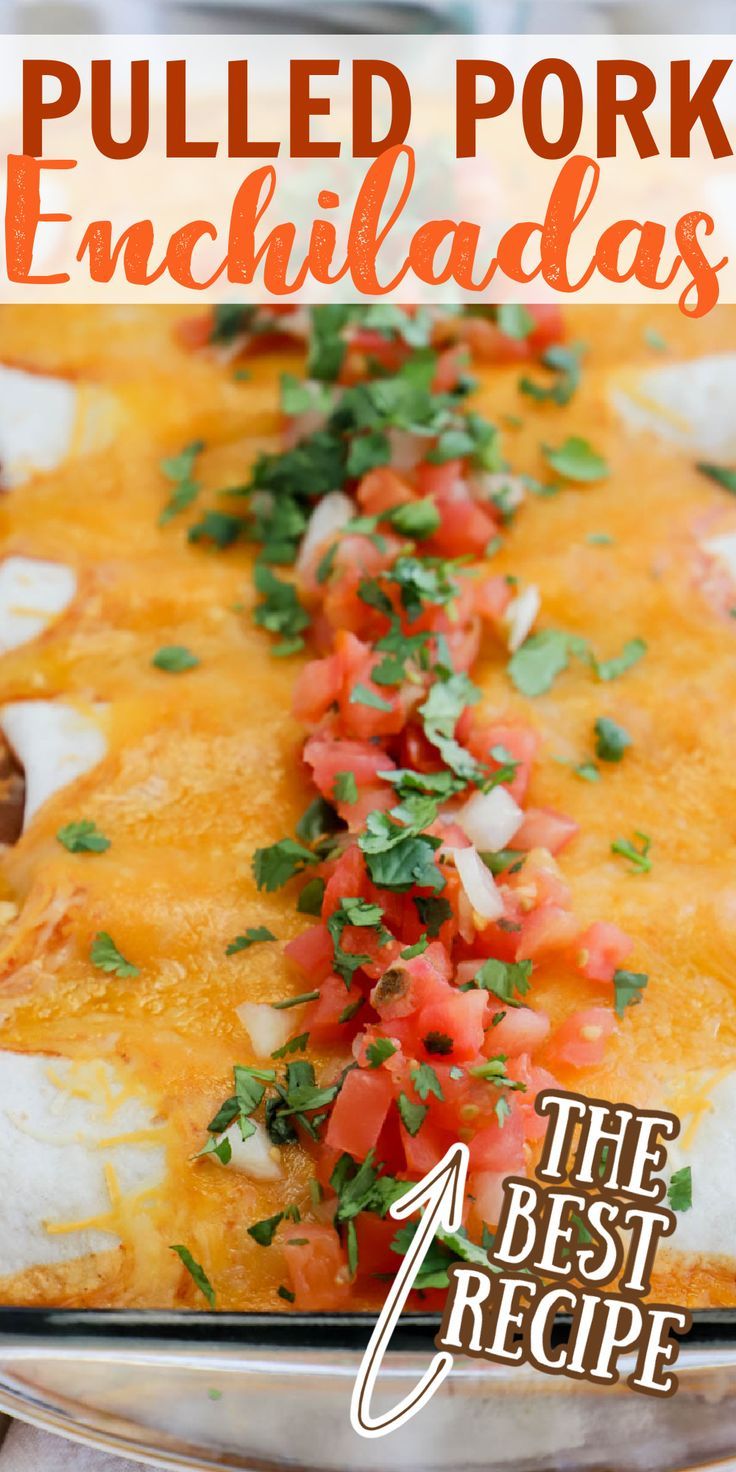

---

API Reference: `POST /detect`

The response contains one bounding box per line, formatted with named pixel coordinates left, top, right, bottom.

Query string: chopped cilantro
left=210, top=304, right=259, bottom=343
left=461, top=957, right=532, bottom=1006
left=611, top=831, right=652, bottom=875
left=397, top=1092, right=428, bottom=1136
left=295, top=796, right=342, bottom=844
left=271, top=1032, right=309, bottom=1059
left=366, top=1038, right=398, bottom=1068
left=644, top=327, right=668, bottom=353
left=419, top=669, right=483, bottom=780
left=613, top=968, right=649, bottom=1016
left=360, top=817, right=443, bottom=894
left=280, top=373, right=333, bottom=418
left=297, top=877, right=326, bottom=915
left=90, top=931, right=139, bottom=979
left=265, top=1060, right=339, bottom=1143
left=586, top=531, right=614, bottom=546
left=496, top=304, right=536, bottom=340
left=277, top=1285, right=296, bottom=1303
left=169, top=1244, right=216, bottom=1308
left=271, top=990, right=320, bottom=1010
left=226, top=926, right=276, bottom=955
left=508, top=629, right=572, bottom=696
left=349, top=684, right=393, bottom=712
left=543, top=436, right=609, bottom=483
left=400, top=934, right=429, bottom=959
left=414, top=895, right=453, bottom=936
left=57, top=820, right=110, bottom=854
left=520, top=343, right=584, bottom=407
left=188, top=510, right=244, bottom=549
left=594, top=717, right=631, bottom=762
left=388, top=499, right=441, bottom=539
left=667, top=1165, right=692, bottom=1212
left=333, top=771, right=358, bottom=805
left=327, top=896, right=391, bottom=984
left=248, top=1213, right=284, bottom=1246
left=575, top=761, right=600, bottom=782
left=253, top=838, right=318, bottom=892
left=593, top=639, right=646, bottom=681
left=697, top=462, right=736, bottom=496
left=469, top=1056, right=525, bottom=1091
left=159, top=440, right=204, bottom=524
left=411, top=1063, right=444, bottom=1102
left=253, top=564, right=310, bottom=652
left=152, top=645, right=199, bottom=673
left=339, top=996, right=365, bottom=1024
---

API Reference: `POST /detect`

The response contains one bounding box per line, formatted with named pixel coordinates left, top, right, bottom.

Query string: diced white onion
left=220, top=1119, right=282, bottom=1181
left=503, top=585, right=541, bottom=652
left=0, top=556, right=76, bottom=653
left=0, top=366, right=78, bottom=488
left=454, top=958, right=484, bottom=987
left=452, top=844, right=505, bottom=922
left=474, top=472, right=527, bottom=511
left=282, top=307, right=311, bottom=341
left=0, top=700, right=107, bottom=828
left=456, top=786, right=523, bottom=852
left=236, top=1000, right=293, bottom=1059
left=297, top=491, right=354, bottom=574
left=701, top=532, right=736, bottom=584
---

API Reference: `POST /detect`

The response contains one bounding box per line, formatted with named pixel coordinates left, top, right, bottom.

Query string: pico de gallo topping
left=184, top=303, right=647, bottom=1311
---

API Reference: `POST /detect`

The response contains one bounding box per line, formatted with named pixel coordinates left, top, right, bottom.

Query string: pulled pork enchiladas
left=0, top=301, right=735, bottom=1315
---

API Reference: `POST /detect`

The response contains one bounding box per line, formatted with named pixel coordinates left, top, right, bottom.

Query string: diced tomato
left=303, top=735, right=395, bottom=800
left=370, top=950, right=450, bottom=1023
left=339, top=783, right=395, bottom=829
left=304, top=973, right=360, bottom=1042
left=432, top=344, right=471, bottom=393
left=176, top=312, right=213, bottom=350
left=528, top=305, right=565, bottom=352
left=519, top=1063, right=560, bottom=1142
left=548, top=1007, right=616, bottom=1068
left=357, top=467, right=414, bottom=516
left=415, top=459, right=464, bottom=500
left=396, top=722, right=446, bottom=774
left=321, top=843, right=367, bottom=920
left=467, top=1101, right=525, bottom=1171
left=504, top=1053, right=556, bottom=1144
left=284, top=924, right=334, bottom=982
left=326, top=1068, right=395, bottom=1159
left=577, top=921, right=634, bottom=983
left=484, top=1006, right=550, bottom=1057
left=354, top=1213, right=400, bottom=1278
left=400, top=1118, right=453, bottom=1175
left=468, top=1169, right=512, bottom=1228
left=311, top=1142, right=343, bottom=1191
left=428, top=497, right=499, bottom=559
left=443, top=617, right=482, bottom=675
left=281, top=1223, right=351, bottom=1310
left=292, top=653, right=342, bottom=724
left=507, top=850, right=571, bottom=911
left=439, top=305, right=564, bottom=364
left=474, top=575, right=513, bottom=622
left=461, top=720, right=539, bottom=803
left=418, top=987, right=488, bottom=1062
left=516, top=904, right=580, bottom=962
left=514, top=807, right=579, bottom=856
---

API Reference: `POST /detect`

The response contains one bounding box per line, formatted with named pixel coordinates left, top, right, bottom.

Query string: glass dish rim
left=1, top=1307, right=736, bottom=1354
